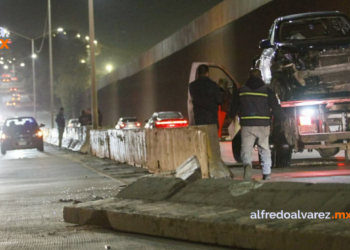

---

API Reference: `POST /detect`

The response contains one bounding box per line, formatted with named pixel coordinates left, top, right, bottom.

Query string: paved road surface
left=220, top=141, right=350, bottom=182
left=0, top=146, right=230, bottom=249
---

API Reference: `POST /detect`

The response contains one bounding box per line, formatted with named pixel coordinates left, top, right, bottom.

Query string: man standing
left=55, top=107, right=65, bottom=148
left=229, top=69, right=285, bottom=180
left=189, top=64, right=224, bottom=127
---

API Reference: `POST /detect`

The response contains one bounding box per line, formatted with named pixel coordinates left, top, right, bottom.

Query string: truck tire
left=272, top=143, right=292, bottom=168
left=272, top=120, right=292, bottom=168
left=316, top=148, right=339, bottom=159
left=232, top=130, right=242, bottom=162
left=270, top=75, right=291, bottom=101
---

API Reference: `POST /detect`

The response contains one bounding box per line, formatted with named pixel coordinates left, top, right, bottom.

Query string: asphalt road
left=0, top=146, right=233, bottom=249
left=220, top=141, right=350, bottom=182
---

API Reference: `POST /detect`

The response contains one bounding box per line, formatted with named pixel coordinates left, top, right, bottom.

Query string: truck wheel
left=272, top=120, right=292, bottom=168
left=232, top=130, right=242, bottom=162
left=316, top=148, right=339, bottom=159
left=271, top=75, right=291, bottom=101
left=272, top=144, right=292, bottom=168
left=1, top=148, right=6, bottom=155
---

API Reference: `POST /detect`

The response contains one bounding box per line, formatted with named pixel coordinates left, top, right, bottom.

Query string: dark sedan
left=0, top=117, right=45, bottom=155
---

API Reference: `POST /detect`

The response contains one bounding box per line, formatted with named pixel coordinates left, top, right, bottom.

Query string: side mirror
left=39, top=124, right=45, bottom=128
left=259, top=39, right=273, bottom=49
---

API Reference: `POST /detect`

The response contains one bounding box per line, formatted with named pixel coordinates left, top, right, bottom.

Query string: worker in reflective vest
left=229, top=69, right=285, bottom=180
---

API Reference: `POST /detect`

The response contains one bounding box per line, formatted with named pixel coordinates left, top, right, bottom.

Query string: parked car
left=67, top=118, right=80, bottom=128
left=115, top=117, right=141, bottom=129
left=0, top=117, right=45, bottom=155
left=145, top=111, right=188, bottom=129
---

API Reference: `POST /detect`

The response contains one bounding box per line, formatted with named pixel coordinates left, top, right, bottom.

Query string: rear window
left=158, top=112, right=183, bottom=119
left=5, top=118, right=38, bottom=128
left=121, top=117, right=137, bottom=122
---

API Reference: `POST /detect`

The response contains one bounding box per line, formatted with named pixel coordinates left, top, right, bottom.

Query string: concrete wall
left=98, top=0, right=350, bottom=126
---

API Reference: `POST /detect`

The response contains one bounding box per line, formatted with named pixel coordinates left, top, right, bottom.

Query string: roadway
left=0, top=146, right=233, bottom=249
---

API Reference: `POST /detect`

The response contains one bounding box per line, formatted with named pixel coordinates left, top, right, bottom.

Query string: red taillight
left=155, top=119, right=188, bottom=128
left=299, top=116, right=311, bottom=126
left=136, top=122, right=141, bottom=127
left=120, top=123, right=125, bottom=128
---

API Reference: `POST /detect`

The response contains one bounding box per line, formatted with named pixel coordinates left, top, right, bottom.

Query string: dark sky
left=0, top=0, right=222, bottom=70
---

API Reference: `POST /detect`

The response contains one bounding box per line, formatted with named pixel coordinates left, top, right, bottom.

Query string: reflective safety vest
left=239, top=85, right=271, bottom=126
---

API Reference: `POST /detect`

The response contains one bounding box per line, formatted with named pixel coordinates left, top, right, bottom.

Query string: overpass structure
left=96, top=0, right=350, bottom=126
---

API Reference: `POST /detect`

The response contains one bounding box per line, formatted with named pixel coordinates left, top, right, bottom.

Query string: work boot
left=262, top=174, right=271, bottom=180
left=243, top=164, right=252, bottom=181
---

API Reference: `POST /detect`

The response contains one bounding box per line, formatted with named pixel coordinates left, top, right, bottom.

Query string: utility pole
left=48, top=0, right=54, bottom=128
left=31, top=39, right=36, bottom=119
left=88, top=0, right=98, bottom=129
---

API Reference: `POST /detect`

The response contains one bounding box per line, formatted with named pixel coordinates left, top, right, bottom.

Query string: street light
left=31, top=54, right=37, bottom=59
left=88, top=0, right=98, bottom=129
left=106, top=64, right=112, bottom=73
left=0, top=61, right=3, bottom=65
left=3, top=65, right=8, bottom=69
left=76, top=34, right=81, bottom=38
left=20, top=63, right=25, bottom=67
left=81, top=59, right=86, bottom=64
left=57, top=27, right=64, bottom=32
left=85, top=36, right=89, bottom=41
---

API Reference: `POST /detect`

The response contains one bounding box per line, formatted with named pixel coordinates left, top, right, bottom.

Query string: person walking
left=55, top=107, right=65, bottom=148
left=229, top=69, right=285, bottom=181
left=189, top=64, right=224, bottom=127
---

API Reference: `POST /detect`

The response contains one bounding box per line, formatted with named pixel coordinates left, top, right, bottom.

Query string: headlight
left=1, top=134, right=6, bottom=140
left=33, top=131, right=43, bottom=137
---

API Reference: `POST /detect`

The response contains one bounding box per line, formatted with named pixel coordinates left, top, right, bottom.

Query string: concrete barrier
left=68, top=126, right=91, bottom=154
left=145, top=125, right=232, bottom=178
left=44, top=127, right=90, bottom=153
left=90, top=130, right=110, bottom=158
left=64, top=178, right=350, bottom=250
left=108, top=129, right=146, bottom=167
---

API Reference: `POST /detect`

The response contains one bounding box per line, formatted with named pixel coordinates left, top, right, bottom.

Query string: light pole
left=88, top=0, right=99, bottom=129
left=48, top=0, right=54, bottom=128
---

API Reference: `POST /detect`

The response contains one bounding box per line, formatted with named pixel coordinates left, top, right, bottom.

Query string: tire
left=316, top=148, right=340, bottom=159
left=270, top=75, right=292, bottom=101
left=272, top=120, right=292, bottom=168
left=37, top=144, right=44, bottom=152
left=1, top=148, right=6, bottom=155
left=232, top=130, right=242, bottom=162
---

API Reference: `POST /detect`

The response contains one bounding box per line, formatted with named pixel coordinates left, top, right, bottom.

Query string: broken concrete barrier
left=64, top=178, right=350, bottom=250
left=175, top=155, right=201, bottom=182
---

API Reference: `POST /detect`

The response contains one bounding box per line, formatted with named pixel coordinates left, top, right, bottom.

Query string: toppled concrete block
left=117, top=177, right=187, bottom=201
left=175, top=155, right=201, bottom=182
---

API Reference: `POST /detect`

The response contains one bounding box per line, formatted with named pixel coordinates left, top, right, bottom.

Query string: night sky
left=0, top=0, right=222, bottom=70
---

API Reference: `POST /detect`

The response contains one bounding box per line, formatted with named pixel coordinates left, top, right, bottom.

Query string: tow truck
left=188, top=11, right=350, bottom=168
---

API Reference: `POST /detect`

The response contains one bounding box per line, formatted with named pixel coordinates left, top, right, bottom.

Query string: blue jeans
left=241, top=126, right=271, bottom=175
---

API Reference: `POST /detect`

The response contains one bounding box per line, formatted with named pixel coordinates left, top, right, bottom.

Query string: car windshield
left=280, top=16, right=350, bottom=42
left=158, top=112, right=183, bottom=119
left=121, top=117, right=137, bottom=122
left=5, top=118, right=38, bottom=129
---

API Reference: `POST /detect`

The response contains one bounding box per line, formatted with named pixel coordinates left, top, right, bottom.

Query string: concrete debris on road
left=175, top=155, right=202, bottom=182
